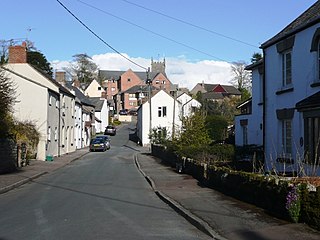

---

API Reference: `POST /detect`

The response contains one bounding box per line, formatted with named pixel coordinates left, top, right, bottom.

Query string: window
left=162, top=80, right=166, bottom=84
left=304, top=116, right=320, bottom=165
left=98, top=87, right=101, bottom=90
left=127, top=78, right=131, bottom=82
left=158, top=106, right=167, bottom=117
left=111, top=87, right=116, bottom=92
left=47, top=127, right=51, bottom=141
left=49, top=96, right=52, bottom=106
left=282, top=119, right=292, bottom=155
left=282, top=51, right=292, bottom=86
left=242, top=126, right=248, bottom=145
left=54, top=127, right=58, bottom=141
left=155, top=80, right=160, bottom=84
left=56, top=99, right=59, bottom=108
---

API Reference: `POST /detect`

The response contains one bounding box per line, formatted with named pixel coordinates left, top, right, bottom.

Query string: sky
left=2, top=0, right=318, bottom=89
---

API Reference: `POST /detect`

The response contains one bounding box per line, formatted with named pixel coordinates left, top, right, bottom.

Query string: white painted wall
left=137, top=90, right=182, bottom=146
left=84, top=79, right=105, bottom=97
left=264, top=23, right=320, bottom=175
left=4, top=64, right=60, bottom=161
left=235, top=65, right=263, bottom=147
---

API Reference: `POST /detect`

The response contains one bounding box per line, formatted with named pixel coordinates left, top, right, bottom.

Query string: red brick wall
left=119, top=69, right=143, bottom=92
left=8, top=42, right=27, bottom=63
left=102, top=80, right=118, bottom=100
left=152, top=73, right=171, bottom=93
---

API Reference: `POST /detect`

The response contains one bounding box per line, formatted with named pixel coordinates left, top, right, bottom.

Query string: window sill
left=310, top=82, right=320, bottom=88
left=276, top=87, right=294, bottom=95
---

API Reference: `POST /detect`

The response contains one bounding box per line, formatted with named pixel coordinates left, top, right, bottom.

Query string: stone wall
left=0, top=138, right=17, bottom=174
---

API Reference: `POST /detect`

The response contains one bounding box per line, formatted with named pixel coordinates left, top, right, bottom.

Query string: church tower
left=151, top=58, right=166, bottom=74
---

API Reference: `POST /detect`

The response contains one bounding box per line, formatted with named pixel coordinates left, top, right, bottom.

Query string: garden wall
left=151, top=144, right=320, bottom=230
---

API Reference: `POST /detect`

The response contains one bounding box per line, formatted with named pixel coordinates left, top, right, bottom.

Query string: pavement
left=1, top=146, right=320, bottom=240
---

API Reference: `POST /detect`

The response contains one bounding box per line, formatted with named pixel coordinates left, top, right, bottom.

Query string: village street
left=0, top=122, right=320, bottom=239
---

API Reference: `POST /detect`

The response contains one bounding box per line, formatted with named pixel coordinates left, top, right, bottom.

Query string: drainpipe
left=58, top=95, right=61, bottom=157
left=262, top=49, right=266, bottom=171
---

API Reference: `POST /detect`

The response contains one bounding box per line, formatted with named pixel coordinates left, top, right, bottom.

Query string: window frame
left=282, top=50, right=292, bottom=87
left=281, top=119, right=292, bottom=156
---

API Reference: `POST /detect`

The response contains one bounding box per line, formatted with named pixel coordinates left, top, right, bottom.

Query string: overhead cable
left=77, top=0, right=227, bottom=62
left=121, top=0, right=259, bottom=49
left=56, top=0, right=148, bottom=71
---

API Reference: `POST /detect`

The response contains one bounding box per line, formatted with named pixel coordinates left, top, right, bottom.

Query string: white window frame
left=282, top=50, right=292, bottom=86
left=282, top=119, right=292, bottom=155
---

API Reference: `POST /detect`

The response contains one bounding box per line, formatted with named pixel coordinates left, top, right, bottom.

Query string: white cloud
left=52, top=53, right=233, bottom=90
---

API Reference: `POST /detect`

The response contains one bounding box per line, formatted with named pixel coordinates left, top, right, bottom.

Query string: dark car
left=104, top=125, right=116, bottom=136
left=89, top=138, right=107, bottom=152
left=119, top=109, right=128, bottom=115
left=95, top=135, right=111, bottom=149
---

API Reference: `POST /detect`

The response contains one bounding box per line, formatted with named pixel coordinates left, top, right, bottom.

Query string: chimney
left=8, top=42, right=27, bottom=63
left=55, top=71, right=66, bottom=86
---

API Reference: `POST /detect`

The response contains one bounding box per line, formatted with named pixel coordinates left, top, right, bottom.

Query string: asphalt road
left=0, top=123, right=211, bottom=240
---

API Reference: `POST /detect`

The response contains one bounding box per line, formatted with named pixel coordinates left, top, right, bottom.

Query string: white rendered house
left=137, top=90, right=182, bottom=146
left=261, top=2, right=320, bottom=175
left=235, top=60, right=263, bottom=147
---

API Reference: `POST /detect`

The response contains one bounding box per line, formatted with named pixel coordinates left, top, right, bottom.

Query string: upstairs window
left=158, top=106, right=167, bottom=117
left=98, top=87, right=101, bottom=90
left=282, top=51, right=292, bottom=86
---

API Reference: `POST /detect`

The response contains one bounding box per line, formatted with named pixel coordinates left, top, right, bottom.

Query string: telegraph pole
left=146, top=68, right=152, bottom=139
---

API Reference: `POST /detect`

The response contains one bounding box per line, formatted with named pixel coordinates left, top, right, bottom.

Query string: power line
left=76, top=0, right=227, bottom=62
left=121, top=0, right=259, bottom=49
left=56, top=0, right=148, bottom=71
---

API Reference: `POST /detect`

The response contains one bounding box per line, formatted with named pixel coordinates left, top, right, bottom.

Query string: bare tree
left=229, top=61, right=251, bottom=90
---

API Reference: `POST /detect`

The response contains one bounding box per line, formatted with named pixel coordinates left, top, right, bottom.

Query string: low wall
left=0, top=138, right=17, bottom=174
left=151, top=144, right=320, bottom=230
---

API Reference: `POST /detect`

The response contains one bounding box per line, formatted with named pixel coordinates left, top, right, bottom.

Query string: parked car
left=128, top=109, right=138, bottom=116
left=95, top=135, right=111, bottom=150
left=104, top=125, right=116, bottom=136
left=89, top=138, right=107, bottom=152
left=119, top=109, right=128, bottom=115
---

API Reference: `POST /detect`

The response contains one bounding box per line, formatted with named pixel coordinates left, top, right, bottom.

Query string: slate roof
left=202, top=92, right=224, bottom=100
left=89, top=97, right=105, bottom=112
left=99, top=69, right=166, bottom=82
left=296, top=91, right=320, bottom=111
left=201, top=83, right=241, bottom=95
left=261, top=1, right=320, bottom=48
left=123, top=84, right=158, bottom=94
left=66, top=83, right=95, bottom=107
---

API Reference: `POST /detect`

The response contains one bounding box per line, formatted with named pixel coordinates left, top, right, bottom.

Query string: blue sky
left=2, top=0, right=318, bottom=88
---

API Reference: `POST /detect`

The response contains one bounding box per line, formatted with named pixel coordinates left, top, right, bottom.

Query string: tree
left=229, top=61, right=251, bottom=90
left=251, top=52, right=262, bottom=63
left=205, top=115, right=229, bottom=142
left=70, top=53, right=98, bottom=84
left=27, top=50, right=53, bottom=77
left=178, top=111, right=211, bottom=148
left=0, top=67, right=16, bottom=136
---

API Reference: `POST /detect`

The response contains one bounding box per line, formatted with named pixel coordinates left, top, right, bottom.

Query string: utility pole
left=146, top=68, right=152, bottom=140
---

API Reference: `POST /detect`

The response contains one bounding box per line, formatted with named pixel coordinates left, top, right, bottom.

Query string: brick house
left=99, top=59, right=173, bottom=114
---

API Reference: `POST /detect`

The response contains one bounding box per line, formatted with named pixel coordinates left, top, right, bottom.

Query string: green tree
left=70, top=53, right=98, bottom=84
left=27, top=50, right=53, bottom=77
left=0, top=67, right=16, bottom=136
left=251, top=52, right=262, bottom=63
left=205, top=115, right=229, bottom=142
left=174, top=111, right=211, bottom=156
